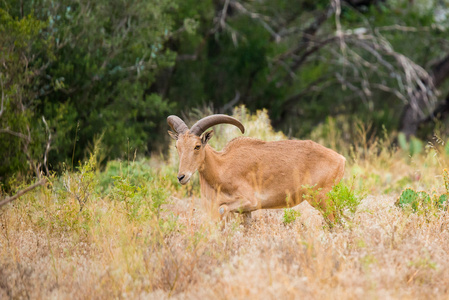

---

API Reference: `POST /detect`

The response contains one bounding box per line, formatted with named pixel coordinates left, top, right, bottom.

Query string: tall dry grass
left=1, top=106, right=449, bottom=299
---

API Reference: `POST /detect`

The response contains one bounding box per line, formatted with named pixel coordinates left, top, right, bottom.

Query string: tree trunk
left=399, top=54, right=449, bottom=137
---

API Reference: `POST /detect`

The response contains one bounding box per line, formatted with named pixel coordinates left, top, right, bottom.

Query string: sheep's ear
left=168, top=130, right=178, bottom=140
left=201, top=130, right=214, bottom=145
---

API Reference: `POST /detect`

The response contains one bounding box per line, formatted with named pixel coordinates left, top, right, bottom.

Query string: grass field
left=1, top=108, right=449, bottom=299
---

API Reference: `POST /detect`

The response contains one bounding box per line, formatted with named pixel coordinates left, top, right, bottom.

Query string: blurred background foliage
left=1, top=0, right=449, bottom=184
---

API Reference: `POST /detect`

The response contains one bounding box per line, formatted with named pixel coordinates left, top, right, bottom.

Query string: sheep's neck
left=198, top=145, right=223, bottom=189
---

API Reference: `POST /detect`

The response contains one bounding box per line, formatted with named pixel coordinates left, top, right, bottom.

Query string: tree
left=0, top=8, right=53, bottom=182
left=38, top=0, right=180, bottom=164
left=164, top=0, right=449, bottom=140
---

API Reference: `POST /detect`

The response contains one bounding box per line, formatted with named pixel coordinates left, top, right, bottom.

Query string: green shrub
left=396, top=188, right=431, bottom=212
left=283, top=208, right=300, bottom=225
left=111, top=175, right=148, bottom=221
left=396, top=188, right=447, bottom=213
left=61, top=154, right=98, bottom=213
left=398, top=133, right=424, bottom=156
left=39, top=154, right=98, bottom=234
left=107, top=163, right=179, bottom=235
left=324, top=178, right=361, bottom=226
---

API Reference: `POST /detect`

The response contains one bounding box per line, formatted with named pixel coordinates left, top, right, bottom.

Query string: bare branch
left=0, top=128, right=32, bottom=142
left=0, top=179, right=47, bottom=208
left=42, top=116, right=52, bottom=176
left=220, top=90, right=241, bottom=113
left=282, top=75, right=335, bottom=109
left=220, top=0, right=231, bottom=29
left=336, top=72, right=369, bottom=105
left=230, top=0, right=281, bottom=42
left=0, top=75, right=4, bottom=118
left=377, top=25, right=430, bottom=32
left=371, top=83, right=408, bottom=104
left=290, top=36, right=338, bottom=72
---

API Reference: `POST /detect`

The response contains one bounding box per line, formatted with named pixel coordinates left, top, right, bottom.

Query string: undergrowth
left=1, top=107, right=449, bottom=298
left=324, top=177, right=361, bottom=226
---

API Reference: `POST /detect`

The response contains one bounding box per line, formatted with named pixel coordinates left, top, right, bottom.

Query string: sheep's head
left=167, top=114, right=245, bottom=185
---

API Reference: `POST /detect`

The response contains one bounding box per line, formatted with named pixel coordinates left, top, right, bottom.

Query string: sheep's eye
left=194, top=145, right=201, bottom=150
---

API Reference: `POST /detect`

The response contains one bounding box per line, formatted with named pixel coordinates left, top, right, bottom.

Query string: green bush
left=397, top=133, right=424, bottom=156
left=283, top=208, right=300, bottom=225
left=324, top=178, right=361, bottom=226
left=396, top=188, right=431, bottom=212
left=396, top=185, right=448, bottom=214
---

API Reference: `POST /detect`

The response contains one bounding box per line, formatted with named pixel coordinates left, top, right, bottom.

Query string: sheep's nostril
left=177, top=174, right=185, bottom=182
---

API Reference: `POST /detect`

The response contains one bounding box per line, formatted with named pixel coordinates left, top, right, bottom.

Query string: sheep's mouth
left=179, top=174, right=191, bottom=185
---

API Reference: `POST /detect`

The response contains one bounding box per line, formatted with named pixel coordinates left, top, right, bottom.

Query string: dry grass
left=1, top=189, right=449, bottom=299
left=1, top=107, right=449, bottom=299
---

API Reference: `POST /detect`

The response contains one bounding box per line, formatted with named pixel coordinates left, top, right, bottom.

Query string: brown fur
left=172, top=131, right=345, bottom=221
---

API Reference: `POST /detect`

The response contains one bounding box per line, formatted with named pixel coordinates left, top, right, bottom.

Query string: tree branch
left=42, top=116, right=52, bottom=176
left=0, top=75, right=4, bottom=119
left=220, top=90, right=240, bottom=113
left=290, top=36, right=338, bottom=72
left=230, top=0, right=281, bottom=42
left=0, top=179, right=47, bottom=208
left=0, top=128, right=32, bottom=142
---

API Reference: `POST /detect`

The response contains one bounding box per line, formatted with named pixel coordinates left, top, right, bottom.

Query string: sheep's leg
left=218, top=197, right=258, bottom=222
left=242, top=212, right=252, bottom=225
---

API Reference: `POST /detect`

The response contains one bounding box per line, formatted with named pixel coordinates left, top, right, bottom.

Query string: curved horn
left=190, top=114, right=245, bottom=136
left=167, top=115, right=188, bottom=134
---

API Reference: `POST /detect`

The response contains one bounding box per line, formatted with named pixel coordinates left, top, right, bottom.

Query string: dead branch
left=229, top=0, right=281, bottom=42
left=220, top=90, right=240, bottom=113
left=0, top=128, right=32, bottom=142
left=0, top=75, right=4, bottom=118
left=0, top=179, right=47, bottom=208
left=336, top=72, right=369, bottom=104
left=377, top=24, right=430, bottom=32
left=290, top=36, right=338, bottom=72
left=281, top=75, right=335, bottom=111
left=220, top=0, right=231, bottom=29
left=42, top=116, right=52, bottom=176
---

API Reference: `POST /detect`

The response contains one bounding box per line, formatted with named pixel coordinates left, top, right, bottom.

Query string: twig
left=230, top=0, right=281, bottom=42
left=220, top=0, right=230, bottom=29
left=221, top=90, right=240, bottom=113
left=0, top=128, right=32, bottom=142
left=336, top=72, right=368, bottom=104
left=0, top=179, right=47, bottom=208
left=0, top=75, right=4, bottom=118
left=42, top=116, right=52, bottom=176
left=377, top=25, right=430, bottom=32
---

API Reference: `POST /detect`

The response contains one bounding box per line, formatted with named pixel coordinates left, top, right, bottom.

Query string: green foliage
left=111, top=175, right=149, bottom=222
left=396, top=169, right=449, bottom=213
left=1, top=0, right=449, bottom=185
left=398, top=133, right=424, bottom=156
left=36, top=154, right=99, bottom=234
left=282, top=208, right=300, bottom=225
left=324, top=178, right=361, bottom=226
left=98, top=160, right=156, bottom=194
left=0, top=8, right=54, bottom=182
left=396, top=178, right=448, bottom=213
left=40, top=0, right=179, bottom=165
left=61, top=154, right=98, bottom=212
left=438, top=194, right=448, bottom=208
left=444, top=169, right=449, bottom=194
left=98, top=159, right=178, bottom=234
left=33, top=156, right=179, bottom=235
left=396, top=188, right=431, bottom=212
left=110, top=170, right=171, bottom=223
